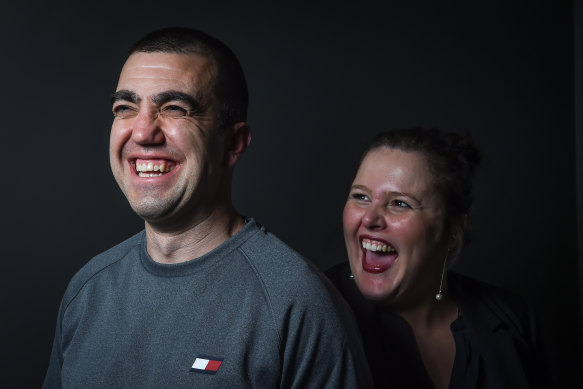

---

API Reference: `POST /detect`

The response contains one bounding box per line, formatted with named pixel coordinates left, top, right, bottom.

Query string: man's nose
left=362, top=204, right=387, bottom=230
left=131, top=110, right=165, bottom=145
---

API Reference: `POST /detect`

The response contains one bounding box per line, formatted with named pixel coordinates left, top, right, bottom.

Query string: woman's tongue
left=362, top=247, right=398, bottom=273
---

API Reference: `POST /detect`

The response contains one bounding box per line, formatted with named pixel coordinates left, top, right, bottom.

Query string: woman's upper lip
left=359, top=234, right=390, bottom=245
left=358, top=234, right=398, bottom=253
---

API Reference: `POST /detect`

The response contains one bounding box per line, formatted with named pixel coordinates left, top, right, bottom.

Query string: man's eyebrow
left=151, top=91, right=201, bottom=112
left=111, top=90, right=140, bottom=105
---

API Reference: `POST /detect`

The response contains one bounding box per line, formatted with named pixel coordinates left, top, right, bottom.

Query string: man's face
left=110, top=52, right=228, bottom=227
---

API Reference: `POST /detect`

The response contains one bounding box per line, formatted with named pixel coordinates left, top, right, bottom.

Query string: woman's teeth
left=361, top=240, right=396, bottom=253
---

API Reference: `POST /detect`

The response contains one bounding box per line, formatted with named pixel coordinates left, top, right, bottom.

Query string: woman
left=326, top=128, right=548, bottom=389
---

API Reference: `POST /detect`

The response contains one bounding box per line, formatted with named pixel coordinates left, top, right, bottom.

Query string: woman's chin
left=355, top=273, right=398, bottom=302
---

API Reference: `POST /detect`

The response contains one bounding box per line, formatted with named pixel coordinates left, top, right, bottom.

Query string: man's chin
left=129, top=199, right=175, bottom=223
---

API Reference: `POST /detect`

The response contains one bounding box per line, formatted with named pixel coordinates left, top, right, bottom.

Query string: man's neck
left=144, top=205, right=245, bottom=264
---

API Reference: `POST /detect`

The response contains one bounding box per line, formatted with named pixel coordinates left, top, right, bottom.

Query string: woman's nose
left=362, top=205, right=387, bottom=230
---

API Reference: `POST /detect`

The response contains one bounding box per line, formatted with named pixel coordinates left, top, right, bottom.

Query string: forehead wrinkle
left=118, top=53, right=217, bottom=107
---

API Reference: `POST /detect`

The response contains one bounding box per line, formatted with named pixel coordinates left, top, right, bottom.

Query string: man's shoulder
left=239, top=223, right=305, bottom=264
left=239, top=224, right=323, bottom=288
left=238, top=222, right=349, bottom=316
left=63, top=231, right=145, bottom=302
left=237, top=223, right=373, bottom=387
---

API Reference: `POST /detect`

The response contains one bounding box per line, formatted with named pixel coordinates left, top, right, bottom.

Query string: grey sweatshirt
left=43, top=219, right=373, bottom=388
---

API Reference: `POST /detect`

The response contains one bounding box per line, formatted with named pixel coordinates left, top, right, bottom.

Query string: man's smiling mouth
left=135, top=159, right=176, bottom=177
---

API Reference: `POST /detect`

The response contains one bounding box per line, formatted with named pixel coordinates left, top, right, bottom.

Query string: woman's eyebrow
left=352, top=185, right=422, bottom=203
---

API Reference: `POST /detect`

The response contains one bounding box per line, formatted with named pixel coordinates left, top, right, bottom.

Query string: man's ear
left=226, top=122, right=251, bottom=168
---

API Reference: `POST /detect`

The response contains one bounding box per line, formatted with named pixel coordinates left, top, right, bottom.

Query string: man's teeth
left=361, top=240, right=395, bottom=253
left=139, top=172, right=164, bottom=177
left=136, top=161, right=174, bottom=177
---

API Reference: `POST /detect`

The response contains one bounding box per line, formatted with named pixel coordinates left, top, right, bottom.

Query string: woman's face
left=343, top=147, right=448, bottom=304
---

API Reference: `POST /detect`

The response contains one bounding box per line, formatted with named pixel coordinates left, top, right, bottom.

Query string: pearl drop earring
left=435, top=251, right=449, bottom=301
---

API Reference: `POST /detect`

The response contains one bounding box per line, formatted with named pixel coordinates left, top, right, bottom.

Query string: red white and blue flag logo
left=191, top=355, right=224, bottom=375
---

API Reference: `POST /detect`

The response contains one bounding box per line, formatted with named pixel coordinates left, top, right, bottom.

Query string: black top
left=368, top=305, right=478, bottom=388
left=326, top=262, right=549, bottom=389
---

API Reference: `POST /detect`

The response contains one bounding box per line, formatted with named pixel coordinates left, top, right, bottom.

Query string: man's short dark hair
left=129, top=27, right=248, bottom=129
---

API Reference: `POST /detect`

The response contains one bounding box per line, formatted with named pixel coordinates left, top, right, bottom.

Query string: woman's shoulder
left=448, top=274, right=550, bottom=387
left=449, top=271, right=539, bottom=344
left=449, top=272, right=530, bottom=311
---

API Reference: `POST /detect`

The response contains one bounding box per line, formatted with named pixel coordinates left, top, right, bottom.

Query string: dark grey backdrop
left=1, top=1, right=580, bottom=387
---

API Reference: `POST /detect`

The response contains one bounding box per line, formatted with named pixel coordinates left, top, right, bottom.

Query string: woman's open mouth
left=360, top=238, right=398, bottom=274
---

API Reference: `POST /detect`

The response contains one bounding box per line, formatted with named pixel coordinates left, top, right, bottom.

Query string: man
left=43, top=27, right=372, bottom=388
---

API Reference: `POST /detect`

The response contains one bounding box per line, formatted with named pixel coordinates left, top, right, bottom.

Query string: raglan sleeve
left=278, top=279, right=374, bottom=389
left=42, top=299, right=65, bottom=389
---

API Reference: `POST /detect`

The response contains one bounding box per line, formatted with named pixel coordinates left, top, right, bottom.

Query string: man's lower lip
left=134, top=172, right=173, bottom=179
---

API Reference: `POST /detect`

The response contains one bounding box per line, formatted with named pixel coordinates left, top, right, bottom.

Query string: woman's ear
left=448, top=214, right=467, bottom=257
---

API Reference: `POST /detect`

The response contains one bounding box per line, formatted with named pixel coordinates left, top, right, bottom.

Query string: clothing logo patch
left=191, top=355, right=224, bottom=375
